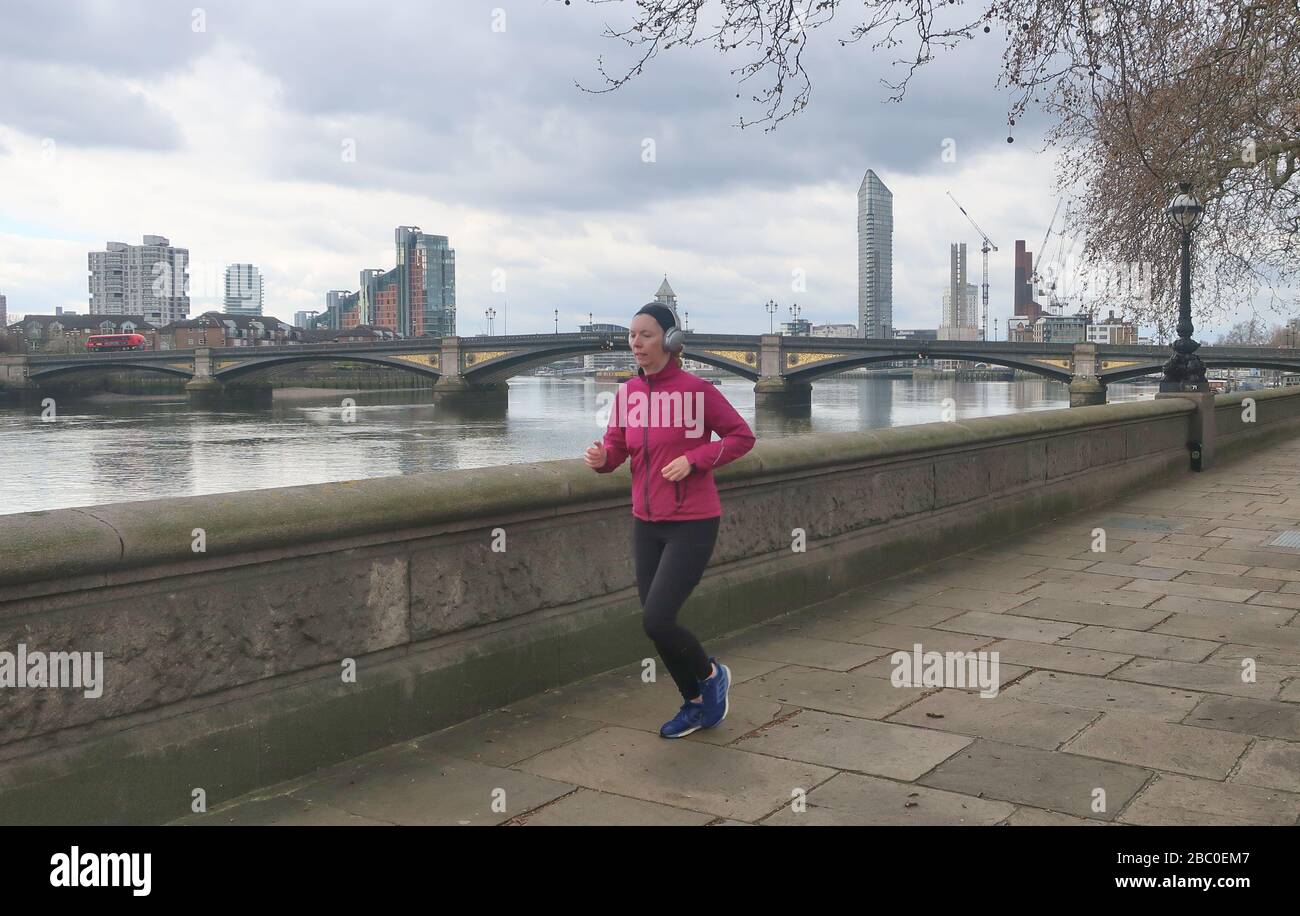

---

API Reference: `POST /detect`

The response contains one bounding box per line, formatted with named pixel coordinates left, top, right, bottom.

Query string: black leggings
left=633, top=516, right=721, bottom=702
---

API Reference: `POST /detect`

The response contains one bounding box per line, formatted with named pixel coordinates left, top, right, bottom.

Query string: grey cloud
left=1, top=0, right=1043, bottom=207
left=0, top=60, right=182, bottom=150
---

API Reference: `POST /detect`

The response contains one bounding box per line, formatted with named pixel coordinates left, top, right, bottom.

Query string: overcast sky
left=0, top=0, right=1267, bottom=339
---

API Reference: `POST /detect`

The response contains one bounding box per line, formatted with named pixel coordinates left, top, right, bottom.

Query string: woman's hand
left=661, top=455, right=691, bottom=482
left=584, top=439, right=607, bottom=469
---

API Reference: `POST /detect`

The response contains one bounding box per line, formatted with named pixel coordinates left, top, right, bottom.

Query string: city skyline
left=0, top=2, right=1282, bottom=340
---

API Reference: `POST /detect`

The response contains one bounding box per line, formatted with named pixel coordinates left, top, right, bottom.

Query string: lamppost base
left=1154, top=389, right=1217, bottom=470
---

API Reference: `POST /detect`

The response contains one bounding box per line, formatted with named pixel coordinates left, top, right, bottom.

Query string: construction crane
left=946, top=191, right=999, bottom=341
left=1032, top=200, right=1061, bottom=290
left=1032, top=199, right=1062, bottom=313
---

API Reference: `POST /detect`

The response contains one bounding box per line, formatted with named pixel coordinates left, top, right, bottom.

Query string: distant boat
left=595, top=368, right=634, bottom=380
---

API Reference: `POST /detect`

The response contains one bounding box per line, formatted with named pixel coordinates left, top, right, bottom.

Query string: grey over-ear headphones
left=634, top=302, right=684, bottom=354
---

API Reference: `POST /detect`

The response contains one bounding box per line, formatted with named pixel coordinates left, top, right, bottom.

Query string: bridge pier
left=1069, top=343, right=1107, bottom=407
left=431, top=374, right=509, bottom=405
left=754, top=376, right=812, bottom=408
left=0, top=355, right=41, bottom=406
left=185, top=378, right=274, bottom=408
left=185, top=377, right=226, bottom=407
left=1068, top=377, right=1107, bottom=407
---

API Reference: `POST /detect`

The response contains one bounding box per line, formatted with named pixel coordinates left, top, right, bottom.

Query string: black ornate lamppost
left=1160, top=182, right=1207, bottom=392
left=765, top=299, right=778, bottom=333
left=554, top=309, right=558, bottom=334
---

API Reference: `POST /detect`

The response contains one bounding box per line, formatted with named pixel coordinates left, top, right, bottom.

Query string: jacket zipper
left=644, top=374, right=653, bottom=521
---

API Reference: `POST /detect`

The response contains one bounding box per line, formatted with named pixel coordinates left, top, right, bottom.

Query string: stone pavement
left=178, top=437, right=1300, bottom=826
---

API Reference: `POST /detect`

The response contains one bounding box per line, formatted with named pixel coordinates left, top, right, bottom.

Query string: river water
left=0, top=376, right=1155, bottom=516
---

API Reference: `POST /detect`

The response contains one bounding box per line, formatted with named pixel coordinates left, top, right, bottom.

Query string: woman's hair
left=635, top=302, right=677, bottom=334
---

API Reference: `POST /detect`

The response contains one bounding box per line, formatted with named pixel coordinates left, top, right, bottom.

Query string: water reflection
left=0, top=376, right=1156, bottom=515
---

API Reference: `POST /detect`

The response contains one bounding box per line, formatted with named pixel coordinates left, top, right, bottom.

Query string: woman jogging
left=583, top=302, right=756, bottom=738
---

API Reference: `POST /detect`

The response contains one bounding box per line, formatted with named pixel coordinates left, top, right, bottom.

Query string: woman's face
left=629, top=314, right=666, bottom=366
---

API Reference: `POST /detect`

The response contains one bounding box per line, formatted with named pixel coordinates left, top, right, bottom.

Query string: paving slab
left=935, top=611, right=1081, bottom=643
left=178, top=794, right=390, bottom=826
left=1056, top=626, right=1217, bottom=662
left=844, top=623, right=997, bottom=655
left=1111, top=542, right=1210, bottom=562
left=886, top=690, right=1098, bottom=750
left=912, top=587, right=1035, bottom=614
left=1175, top=570, right=1288, bottom=592
left=874, top=603, right=967, bottom=627
left=510, top=788, right=714, bottom=826
left=1108, top=657, right=1286, bottom=701
left=728, top=665, right=930, bottom=719
left=1086, top=562, right=1182, bottom=581
left=1228, top=738, right=1300, bottom=793
left=1245, top=590, right=1300, bottom=611
left=287, top=746, right=576, bottom=825
left=917, top=739, right=1151, bottom=821
left=1134, top=555, right=1251, bottom=575
left=1028, top=569, right=1140, bottom=591
left=761, top=772, right=1014, bottom=826
left=1002, top=671, right=1202, bottom=721
left=866, top=582, right=954, bottom=605
left=514, top=725, right=837, bottom=821
left=980, top=638, right=1131, bottom=675
left=961, top=547, right=1096, bottom=567
left=1153, top=614, right=1300, bottom=651
left=506, top=671, right=788, bottom=745
left=1006, top=596, right=1169, bottom=631
left=733, top=708, right=972, bottom=780
left=1205, top=642, right=1300, bottom=672
left=1118, top=773, right=1300, bottom=825
left=1201, top=547, right=1300, bottom=570
left=1000, top=806, right=1109, bottom=826
left=414, top=707, right=604, bottom=766
left=1024, top=582, right=1160, bottom=608
left=1183, top=695, right=1300, bottom=740
left=1061, top=711, right=1252, bottom=779
left=712, top=626, right=895, bottom=670
left=1124, top=579, right=1261, bottom=604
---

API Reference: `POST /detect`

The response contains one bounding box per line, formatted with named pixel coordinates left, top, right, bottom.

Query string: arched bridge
left=3, top=334, right=1296, bottom=407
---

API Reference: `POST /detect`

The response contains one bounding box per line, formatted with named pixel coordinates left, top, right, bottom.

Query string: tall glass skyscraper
left=857, top=170, right=893, bottom=339
left=223, top=264, right=264, bottom=316
left=395, top=226, right=456, bottom=337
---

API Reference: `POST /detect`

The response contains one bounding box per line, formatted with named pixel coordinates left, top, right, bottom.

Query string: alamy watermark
left=0, top=643, right=104, bottom=698
left=890, top=643, right=1001, bottom=698
left=595, top=389, right=706, bottom=437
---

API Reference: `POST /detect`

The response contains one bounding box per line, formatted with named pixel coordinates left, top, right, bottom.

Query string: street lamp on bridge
left=554, top=309, right=558, bottom=334
left=485, top=308, right=496, bottom=336
left=765, top=299, right=778, bottom=334
left=1160, top=182, right=1207, bottom=393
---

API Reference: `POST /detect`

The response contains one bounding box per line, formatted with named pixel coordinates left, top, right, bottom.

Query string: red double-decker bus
left=86, top=333, right=148, bottom=352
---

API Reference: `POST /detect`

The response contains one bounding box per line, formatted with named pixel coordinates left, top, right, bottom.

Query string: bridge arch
left=461, top=341, right=759, bottom=383
left=1100, top=358, right=1300, bottom=384
left=783, top=352, right=1073, bottom=384
left=28, top=362, right=195, bottom=382
left=213, top=353, right=442, bottom=382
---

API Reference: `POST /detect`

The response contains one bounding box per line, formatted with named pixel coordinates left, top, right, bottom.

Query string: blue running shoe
left=699, top=658, right=731, bottom=728
left=660, top=700, right=705, bottom=738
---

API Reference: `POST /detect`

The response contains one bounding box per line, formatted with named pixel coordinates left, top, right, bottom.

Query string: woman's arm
left=683, top=383, right=755, bottom=472
left=595, top=386, right=630, bottom=473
